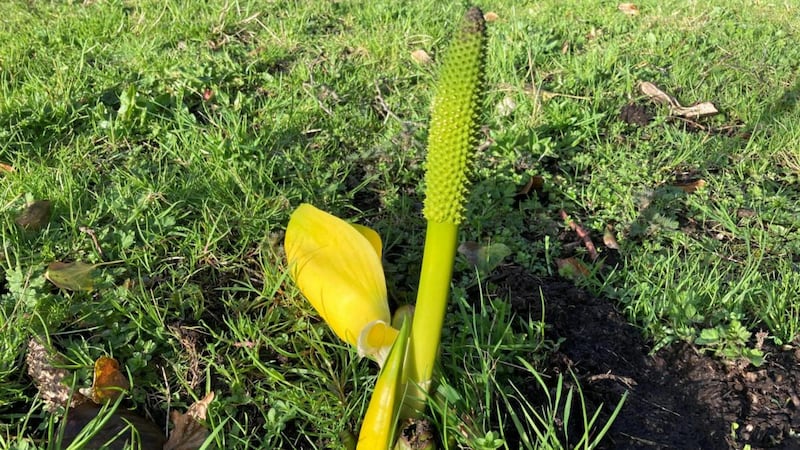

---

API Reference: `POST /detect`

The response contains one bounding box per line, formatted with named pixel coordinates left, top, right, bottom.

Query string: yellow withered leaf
left=45, top=261, right=98, bottom=291
left=80, top=356, right=130, bottom=404
left=44, top=260, right=122, bottom=291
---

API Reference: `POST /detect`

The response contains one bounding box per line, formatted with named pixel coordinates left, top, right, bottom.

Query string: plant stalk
left=407, top=221, right=459, bottom=403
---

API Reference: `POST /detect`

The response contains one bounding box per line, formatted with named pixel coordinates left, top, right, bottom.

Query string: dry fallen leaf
left=496, top=96, right=516, bottom=116
left=45, top=261, right=98, bottom=291
left=603, top=225, right=620, bottom=250
left=410, top=49, right=431, bottom=64
left=618, top=3, right=640, bottom=15
left=516, top=175, right=545, bottom=197
left=737, top=208, right=757, bottom=219
left=27, top=341, right=166, bottom=449
left=45, top=260, right=122, bottom=291
left=78, top=356, right=130, bottom=404
left=483, top=11, right=499, bottom=22
left=673, top=179, right=706, bottom=193
left=15, top=200, right=52, bottom=231
left=164, top=392, right=215, bottom=450
left=0, top=162, right=14, bottom=173
left=61, top=403, right=166, bottom=450
left=639, top=81, right=719, bottom=118
left=26, top=338, right=76, bottom=411
left=556, top=257, right=591, bottom=280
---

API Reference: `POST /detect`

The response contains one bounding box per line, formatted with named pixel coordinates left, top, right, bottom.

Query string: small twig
left=638, top=396, right=682, bottom=416
left=560, top=210, right=599, bottom=261
left=302, top=72, right=334, bottom=116
left=79, top=226, right=103, bottom=256
left=302, top=83, right=333, bottom=116
left=372, top=80, right=424, bottom=128
left=586, top=371, right=638, bottom=388
left=373, top=80, right=401, bottom=124
left=618, top=433, right=664, bottom=447
left=161, top=366, right=171, bottom=437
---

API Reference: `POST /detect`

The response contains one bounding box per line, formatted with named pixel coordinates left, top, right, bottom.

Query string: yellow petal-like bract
left=285, top=204, right=392, bottom=350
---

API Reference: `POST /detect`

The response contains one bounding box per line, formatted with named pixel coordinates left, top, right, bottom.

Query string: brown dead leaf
left=0, top=162, right=14, bottom=173
left=603, top=225, right=620, bottom=250
left=516, top=175, right=544, bottom=196
left=26, top=338, right=77, bottom=411
left=483, top=11, right=499, bottom=22
left=618, top=3, right=639, bottom=15
left=410, top=49, right=431, bottom=64
left=673, top=102, right=718, bottom=119
left=78, top=356, right=130, bottom=404
left=15, top=200, right=52, bottom=231
left=61, top=403, right=166, bottom=449
left=737, top=208, right=756, bottom=219
left=164, top=392, right=215, bottom=450
left=556, top=257, right=591, bottom=280
left=639, top=81, right=719, bottom=118
left=530, top=175, right=545, bottom=191
left=673, top=179, right=706, bottom=193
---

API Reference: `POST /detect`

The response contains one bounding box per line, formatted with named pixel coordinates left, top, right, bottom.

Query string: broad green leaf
left=44, top=260, right=122, bottom=291
left=458, top=241, right=511, bottom=275
left=45, top=261, right=97, bottom=291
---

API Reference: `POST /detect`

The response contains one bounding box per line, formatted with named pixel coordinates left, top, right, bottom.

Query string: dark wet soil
left=491, top=265, right=800, bottom=450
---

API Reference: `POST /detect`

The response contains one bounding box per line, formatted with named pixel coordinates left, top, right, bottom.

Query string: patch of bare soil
left=491, top=265, right=800, bottom=450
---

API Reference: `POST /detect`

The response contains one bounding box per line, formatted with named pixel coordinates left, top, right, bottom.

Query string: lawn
left=1, top=0, right=799, bottom=449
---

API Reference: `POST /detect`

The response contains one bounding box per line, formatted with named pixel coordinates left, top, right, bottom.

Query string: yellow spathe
left=285, top=203, right=397, bottom=364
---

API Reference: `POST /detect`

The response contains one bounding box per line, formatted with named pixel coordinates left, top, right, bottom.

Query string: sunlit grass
left=1, top=0, right=798, bottom=448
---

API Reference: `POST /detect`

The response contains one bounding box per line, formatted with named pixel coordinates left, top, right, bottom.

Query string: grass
left=1, top=0, right=799, bottom=448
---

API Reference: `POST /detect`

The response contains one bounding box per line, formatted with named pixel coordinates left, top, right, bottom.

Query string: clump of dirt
left=490, top=265, right=800, bottom=450
left=619, top=102, right=653, bottom=127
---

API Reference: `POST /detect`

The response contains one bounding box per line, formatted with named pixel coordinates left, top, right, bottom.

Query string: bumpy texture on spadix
left=423, top=7, right=486, bottom=225
left=285, top=204, right=397, bottom=363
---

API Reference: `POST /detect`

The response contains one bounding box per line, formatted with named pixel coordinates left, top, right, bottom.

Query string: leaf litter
left=164, top=392, right=215, bottom=450
left=639, top=81, right=719, bottom=119
left=44, top=260, right=123, bottom=291
left=25, top=337, right=214, bottom=449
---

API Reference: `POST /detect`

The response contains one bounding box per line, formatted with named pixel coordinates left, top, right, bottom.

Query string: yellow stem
left=405, top=221, right=458, bottom=411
